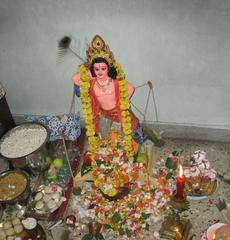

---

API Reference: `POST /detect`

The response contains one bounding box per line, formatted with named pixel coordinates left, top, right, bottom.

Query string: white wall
left=0, top=0, right=230, bottom=129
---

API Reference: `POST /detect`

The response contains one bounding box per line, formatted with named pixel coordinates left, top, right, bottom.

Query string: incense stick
left=60, top=131, right=75, bottom=180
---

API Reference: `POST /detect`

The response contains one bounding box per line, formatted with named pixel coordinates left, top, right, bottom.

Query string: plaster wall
left=0, top=0, right=230, bottom=130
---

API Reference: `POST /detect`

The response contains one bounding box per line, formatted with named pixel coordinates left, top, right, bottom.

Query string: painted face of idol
left=93, top=63, right=109, bottom=81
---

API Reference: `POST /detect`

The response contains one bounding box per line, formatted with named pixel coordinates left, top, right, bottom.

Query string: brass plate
left=184, top=178, right=217, bottom=197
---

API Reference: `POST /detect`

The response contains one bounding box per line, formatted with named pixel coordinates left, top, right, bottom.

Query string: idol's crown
left=86, top=35, right=115, bottom=67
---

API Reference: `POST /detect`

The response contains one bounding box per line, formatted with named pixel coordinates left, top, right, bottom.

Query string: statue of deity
left=72, top=35, right=146, bottom=160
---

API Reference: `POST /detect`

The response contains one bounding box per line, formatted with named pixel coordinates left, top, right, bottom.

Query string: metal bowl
left=0, top=157, right=10, bottom=174
left=0, top=122, right=50, bottom=171
left=0, top=170, right=30, bottom=204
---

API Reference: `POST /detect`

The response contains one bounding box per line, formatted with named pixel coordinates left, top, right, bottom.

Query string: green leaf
left=119, top=228, right=125, bottom=235
left=88, top=204, right=96, bottom=209
left=82, top=234, right=94, bottom=240
left=141, top=212, right=150, bottom=219
left=141, top=125, right=158, bottom=145
left=104, top=224, right=112, bottom=229
left=95, top=232, right=105, bottom=240
left=145, top=223, right=150, bottom=231
left=112, top=212, right=121, bottom=223
left=125, top=228, right=131, bottom=238
left=172, top=163, right=177, bottom=170
left=172, top=150, right=179, bottom=156
left=27, top=200, right=36, bottom=210
left=166, top=172, right=173, bottom=179
left=127, top=203, right=135, bottom=209
left=165, top=158, right=177, bottom=170
left=96, top=160, right=103, bottom=166
left=81, top=163, right=92, bottom=176
left=104, top=168, right=113, bottom=174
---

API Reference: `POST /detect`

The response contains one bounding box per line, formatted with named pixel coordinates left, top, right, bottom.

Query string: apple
left=136, top=153, right=148, bottom=163
left=53, top=158, right=63, bottom=169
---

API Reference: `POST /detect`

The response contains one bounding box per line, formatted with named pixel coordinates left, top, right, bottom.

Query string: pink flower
left=129, top=223, right=134, bottom=228
left=51, top=185, right=58, bottom=192
left=207, top=199, right=216, bottom=206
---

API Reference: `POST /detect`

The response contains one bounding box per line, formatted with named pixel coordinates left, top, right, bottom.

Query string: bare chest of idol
left=93, top=82, right=116, bottom=110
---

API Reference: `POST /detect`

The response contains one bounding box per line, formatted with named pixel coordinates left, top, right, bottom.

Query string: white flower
left=192, top=150, right=206, bottom=163
left=145, top=193, right=152, bottom=199
left=121, top=163, right=128, bottom=168
left=184, top=168, right=191, bottom=178
left=197, top=159, right=210, bottom=170
left=100, top=164, right=105, bottom=169
left=134, top=213, right=141, bottom=218
left=190, top=166, right=200, bottom=177
left=112, top=157, right=120, bottom=163
left=208, top=169, right=217, bottom=181
left=99, top=174, right=104, bottom=178
left=153, top=231, right=160, bottom=238
left=103, top=184, right=113, bottom=191
left=137, top=181, right=142, bottom=188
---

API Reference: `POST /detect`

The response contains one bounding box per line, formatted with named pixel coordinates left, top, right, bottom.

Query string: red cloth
left=90, top=79, right=138, bottom=133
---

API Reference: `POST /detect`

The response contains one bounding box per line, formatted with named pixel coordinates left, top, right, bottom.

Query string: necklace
left=96, top=78, right=112, bottom=92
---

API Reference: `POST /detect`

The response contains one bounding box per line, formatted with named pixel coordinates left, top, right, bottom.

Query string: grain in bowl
left=0, top=171, right=29, bottom=202
left=0, top=123, right=47, bottom=159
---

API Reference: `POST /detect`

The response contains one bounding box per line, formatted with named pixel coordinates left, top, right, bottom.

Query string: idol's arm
left=71, top=72, right=81, bottom=85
